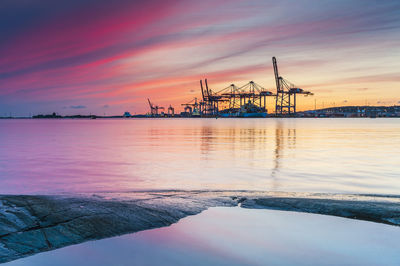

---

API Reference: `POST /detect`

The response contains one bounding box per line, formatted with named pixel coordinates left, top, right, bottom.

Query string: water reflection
left=200, top=125, right=214, bottom=155
left=270, top=122, right=296, bottom=191
left=271, top=122, right=283, bottom=189
left=0, top=118, right=399, bottom=194
left=8, top=207, right=400, bottom=266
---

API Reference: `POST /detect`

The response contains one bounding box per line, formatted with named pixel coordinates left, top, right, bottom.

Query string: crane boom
left=147, top=98, right=153, bottom=109
left=272, top=57, right=280, bottom=92
left=205, top=79, right=210, bottom=96
left=200, top=80, right=205, bottom=101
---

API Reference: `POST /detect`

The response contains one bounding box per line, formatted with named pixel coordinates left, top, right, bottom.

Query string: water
left=5, top=207, right=400, bottom=266
left=0, top=118, right=399, bottom=195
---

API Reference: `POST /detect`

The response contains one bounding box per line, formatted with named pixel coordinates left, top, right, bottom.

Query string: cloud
left=69, top=105, right=86, bottom=109
left=1, top=0, right=400, bottom=115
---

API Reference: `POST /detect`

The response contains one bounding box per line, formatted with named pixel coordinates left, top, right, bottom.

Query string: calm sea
left=0, top=118, right=399, bottom=195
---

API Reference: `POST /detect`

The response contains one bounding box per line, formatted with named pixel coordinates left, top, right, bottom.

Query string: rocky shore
left=1, top=191, right=399, bottom=264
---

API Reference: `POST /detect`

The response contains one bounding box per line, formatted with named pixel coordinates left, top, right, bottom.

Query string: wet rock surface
left=1, top=191, right=399, bottom=264
left=0, top=192, right=236, bottom=263
left=241, top=197, right=400, bottom=226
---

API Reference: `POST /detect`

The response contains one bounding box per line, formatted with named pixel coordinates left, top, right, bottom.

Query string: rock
left=1, top=191, right=399, bottom=263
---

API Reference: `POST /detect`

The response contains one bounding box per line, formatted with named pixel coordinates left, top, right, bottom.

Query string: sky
left=0, top=0, right=399, bottom=116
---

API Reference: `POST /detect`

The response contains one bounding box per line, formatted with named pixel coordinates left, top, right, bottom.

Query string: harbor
left=21, top=57, right=399, bottom=120
left=144, top=56, right=400, bottom=119
left=147, top=57, right=312, bottom=118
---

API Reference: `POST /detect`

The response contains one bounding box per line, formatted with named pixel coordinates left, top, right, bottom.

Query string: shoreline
left=1, top=191, right=399, bottom=264
left=1, top=116, right=400, bottom=119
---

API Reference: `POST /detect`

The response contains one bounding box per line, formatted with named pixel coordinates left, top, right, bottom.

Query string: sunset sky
left=1, top=0, right=399, bottom=116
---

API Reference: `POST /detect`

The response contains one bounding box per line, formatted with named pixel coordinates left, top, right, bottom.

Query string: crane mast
left=273, top=57, right=312, bottom=115
left=273, top=57, right=280, bottom=92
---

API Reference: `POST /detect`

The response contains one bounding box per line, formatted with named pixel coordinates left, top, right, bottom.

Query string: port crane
left=200, top=79, right=226, bottom=115
left=273, top=57, right=313, bottom=115
left=147, top=98, right=164, bottom=116
left=199, top=79, right=274, bottom=115
left=167, top=105, right=175, bottom=116
left=217, top=81, right=273, bottom=111
left=181, top=97, right=201, bottom=116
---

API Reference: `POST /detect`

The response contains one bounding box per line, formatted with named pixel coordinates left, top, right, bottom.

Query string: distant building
left=123, top=112, right=132, bottom=117
left=32, top=112, right=62, bottom=119
left=301, top=105, right=400, bottom=118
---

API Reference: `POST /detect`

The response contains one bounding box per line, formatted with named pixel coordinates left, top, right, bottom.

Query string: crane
left=199, top=79, right=226, bottom=115
left=147, top=98, right=164, bottom=116
left=181, top=97, right=201, bottom=116
left=167, top=105, right=174, bottom=116
left=273, top=57, right=312, bottom=115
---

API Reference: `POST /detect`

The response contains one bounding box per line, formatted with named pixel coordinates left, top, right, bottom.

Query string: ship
left=219, top=100, right=268, bottom=118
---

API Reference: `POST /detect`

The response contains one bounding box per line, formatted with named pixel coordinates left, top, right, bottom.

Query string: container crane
left=181, top=97, right=201, bottom=116
left=147, top=98, right=164, bottom=116
left=273, top=57, right=313, bottom=115
left=199, top=79, right=226, bottom=115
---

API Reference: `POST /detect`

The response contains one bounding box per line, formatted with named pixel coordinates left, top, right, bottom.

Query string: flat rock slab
left=241, top=197, right=400, bottom=225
